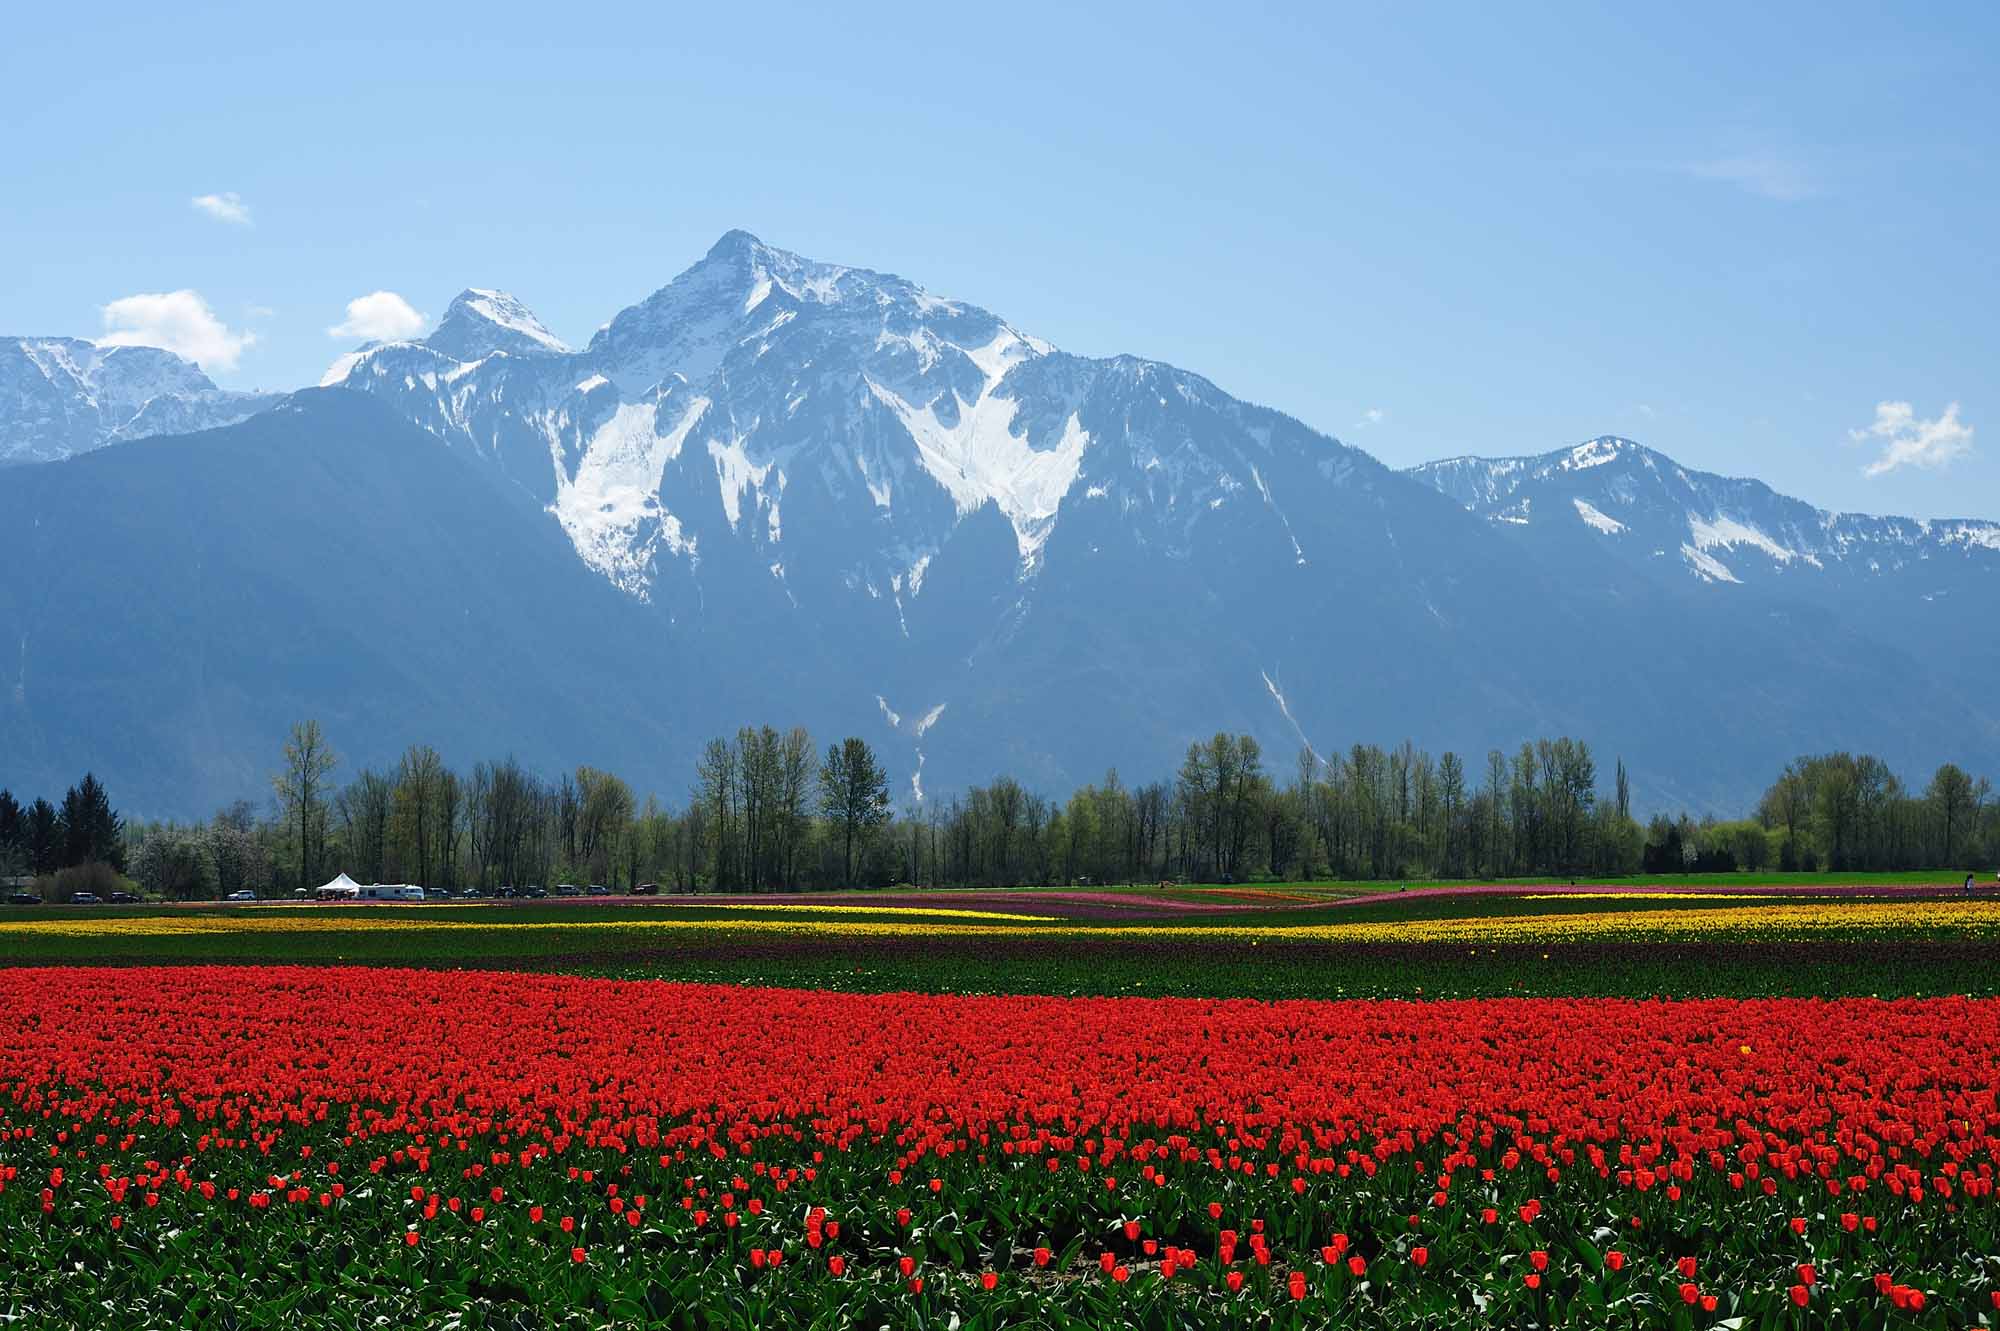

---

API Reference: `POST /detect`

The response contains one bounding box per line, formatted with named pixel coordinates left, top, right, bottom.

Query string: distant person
left=1968, top=872, right=1976, bottom=896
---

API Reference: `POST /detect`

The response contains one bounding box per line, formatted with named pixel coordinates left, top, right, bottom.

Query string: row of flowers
left=2, top=967, right=1997, bottom=1324
left=4, top=897, right=1996, bottom=944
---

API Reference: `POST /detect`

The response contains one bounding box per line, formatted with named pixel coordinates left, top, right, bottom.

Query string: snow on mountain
left=1409, top=436, right=2000, bottom=586
left=327, top=230, right=1350, bottom=606
left=1572, top=497, right=1626, bottom=535
left=10, top=235, right=1990, bottom=817
left=308, top=230, right=1445, bottom=801
left=426, top=288, right=571, bottom=361
left=0, top=337, right=277, bottom=465
left=300, top=234, right=2000, bottom=814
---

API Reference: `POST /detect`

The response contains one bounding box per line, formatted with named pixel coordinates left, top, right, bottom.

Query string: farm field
left=3, top=885, right=1998, bottom=1327
left=2, top=881, right=1996, bottom=1000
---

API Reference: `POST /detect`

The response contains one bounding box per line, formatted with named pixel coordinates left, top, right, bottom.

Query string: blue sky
left=4, top=1, right=1992, bottom=517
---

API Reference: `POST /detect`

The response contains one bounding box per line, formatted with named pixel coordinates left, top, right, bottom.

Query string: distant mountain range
left=1411, top=438, right=2000, bottom=588
left=0, top=337, right=277, bottom=465
left=3, top=232, right=1995, bottom=817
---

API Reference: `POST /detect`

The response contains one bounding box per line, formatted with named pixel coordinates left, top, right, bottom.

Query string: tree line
left=250, top=721, right=895, bottom=896
left=6, top=728, right=1997, bottom=899
left=0, top=775, right=124, bottom=891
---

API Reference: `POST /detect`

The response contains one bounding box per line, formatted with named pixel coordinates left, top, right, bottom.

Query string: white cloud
left=1353, top=407, right=1385, bottom=428
left=191, top=192, right=252, bottom=225
left=97, top=290, right=254, bottom=371
left=1688, top=152, right=1816, bottom=202
left=328, top=291, right=426, bottom=342
left=1853, top=400, right=1974, bottom=477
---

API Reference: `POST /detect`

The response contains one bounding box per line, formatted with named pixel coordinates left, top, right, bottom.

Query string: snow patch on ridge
left=1573, top=498, right=1626, bottom=535
left=548, top=397, right=708, bottom=597
left=1250, top=464, right=1308, bottom=565
left=1688, top=512, right=1815, bottom=568
left=320, top=352, right=365, bottom=387
left=870, top=356, right=1090, bottom=568
left=1562, top=438, right=1623, bottom=470
left=1681, top=542, right=1740, bottom=584
left=1261, top=669, right=1318, bottom=763
left=708, top=433, right=774, bottom=530
left=959, top=327, right=1037, bottom=385
left=1940, top=522, right=2000, bottom=552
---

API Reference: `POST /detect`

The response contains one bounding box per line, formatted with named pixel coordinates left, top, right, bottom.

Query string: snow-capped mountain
left=308, top=231, right=1445, bottom=803
left=326, top=232, right=1122, bottom=601
left=323, top=232, right=1375, bottom=607
left=3, top=234, right=1996, bottom=817
left=0, top=337, right=277, bottom=465
left=1411, top=437, right=2000, bottom=587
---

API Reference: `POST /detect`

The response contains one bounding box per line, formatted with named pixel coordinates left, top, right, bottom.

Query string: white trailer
left=359, top=883, right=426, bottom=901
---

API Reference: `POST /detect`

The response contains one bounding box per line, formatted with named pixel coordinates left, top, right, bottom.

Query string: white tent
left=314, top=873, right=362, bottom=900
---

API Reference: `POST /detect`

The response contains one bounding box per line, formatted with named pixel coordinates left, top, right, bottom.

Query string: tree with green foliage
left=575, top=766, right=635, bottom=887
left=1926, top=762, right=1977, bottom=868
left=24, top=798, right=60, bottom=875
left=0, top=790, right=22, bottom=877
left=337, top=769, right=394, bottom=884
left=394, top=745, right=446, bottom=888
left=819, top=737, right=890, bottom=887
left=58, top=773, right=123, bottom=871
left=272, top=720, right=339, bottom=891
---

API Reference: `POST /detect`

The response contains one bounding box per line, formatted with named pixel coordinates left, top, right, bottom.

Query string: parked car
left=587, top=884, right=610, bottom=896
left=555, top=884, right=582, bottom=897
left=632, top=882, right=660, bottom=896
left=528, top=886, right=549, bottom=899
left=70, top=892, right=102, bottom=904
left=107, top=891, right=140, bottom=904
left=496, top=886, right=518, bottom=898
left=6, top=892, right=43, bottom=905
left=225, top=890, right=257, bottom=902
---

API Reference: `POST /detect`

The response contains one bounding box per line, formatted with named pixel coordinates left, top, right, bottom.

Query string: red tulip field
left=3, top=956, right=1998, bottom=1328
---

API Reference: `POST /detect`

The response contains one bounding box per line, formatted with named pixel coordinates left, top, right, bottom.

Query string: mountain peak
left=585, top=232, right=870, bottom=379
left=1412, top=435, right=1670, bottom=492
left=705, top=228, right=768, bottom=260
left=687, top=230, right=855, bottom=303
left=427, top=288, right=569, bottom=361
left=1568, top=434, right=1631, bottom=459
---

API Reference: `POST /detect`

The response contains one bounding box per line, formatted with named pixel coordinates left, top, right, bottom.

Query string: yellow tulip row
left=3, top=898, right=1994, bottom=944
